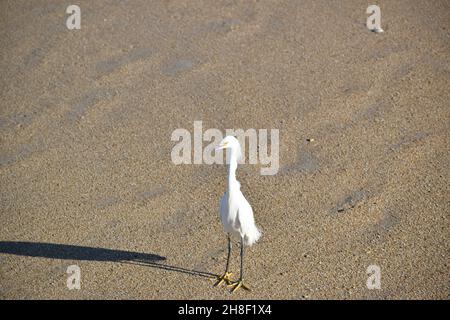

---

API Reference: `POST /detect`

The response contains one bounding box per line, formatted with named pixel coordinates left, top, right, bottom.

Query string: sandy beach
left=0, top=0, right=449, bottom=299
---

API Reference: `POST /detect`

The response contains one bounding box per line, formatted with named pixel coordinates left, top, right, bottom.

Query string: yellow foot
left=228, top=279, right=251, bottom=293
left=213, top=272, right=233, bottom=287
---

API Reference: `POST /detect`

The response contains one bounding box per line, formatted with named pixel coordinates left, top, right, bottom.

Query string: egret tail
left=244, top=224, right=261, bottom=246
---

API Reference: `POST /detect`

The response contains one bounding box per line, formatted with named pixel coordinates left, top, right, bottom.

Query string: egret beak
left=215, top=141, right=228, bottom=151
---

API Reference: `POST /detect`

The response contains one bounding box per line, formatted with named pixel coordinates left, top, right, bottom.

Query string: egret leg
left=213, top=234, right=233, bottom=286
left=228, top=236, right=250, bottom=293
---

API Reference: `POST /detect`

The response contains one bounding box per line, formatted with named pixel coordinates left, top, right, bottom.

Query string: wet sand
left=0, top=0, right=449, bottom=299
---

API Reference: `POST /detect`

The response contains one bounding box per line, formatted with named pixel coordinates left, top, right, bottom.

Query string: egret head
left=215, top=135, right=242, bottom=160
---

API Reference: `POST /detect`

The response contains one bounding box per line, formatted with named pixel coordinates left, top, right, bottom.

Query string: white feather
left=217, top=136, right=261, bottom=246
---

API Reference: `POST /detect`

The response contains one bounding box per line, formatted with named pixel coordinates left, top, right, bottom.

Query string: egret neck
left=227, top=149, right=239, bottom=192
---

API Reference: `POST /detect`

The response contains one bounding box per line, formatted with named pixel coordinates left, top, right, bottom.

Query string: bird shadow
left=0, top=241, right=215, bottom=279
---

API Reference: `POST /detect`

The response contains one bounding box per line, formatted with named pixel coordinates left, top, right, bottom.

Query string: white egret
left=213, top=136, right=261, bottom=293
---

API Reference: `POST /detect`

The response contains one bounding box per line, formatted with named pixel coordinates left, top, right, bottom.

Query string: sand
left=0, top=0, right=449, bottom=299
